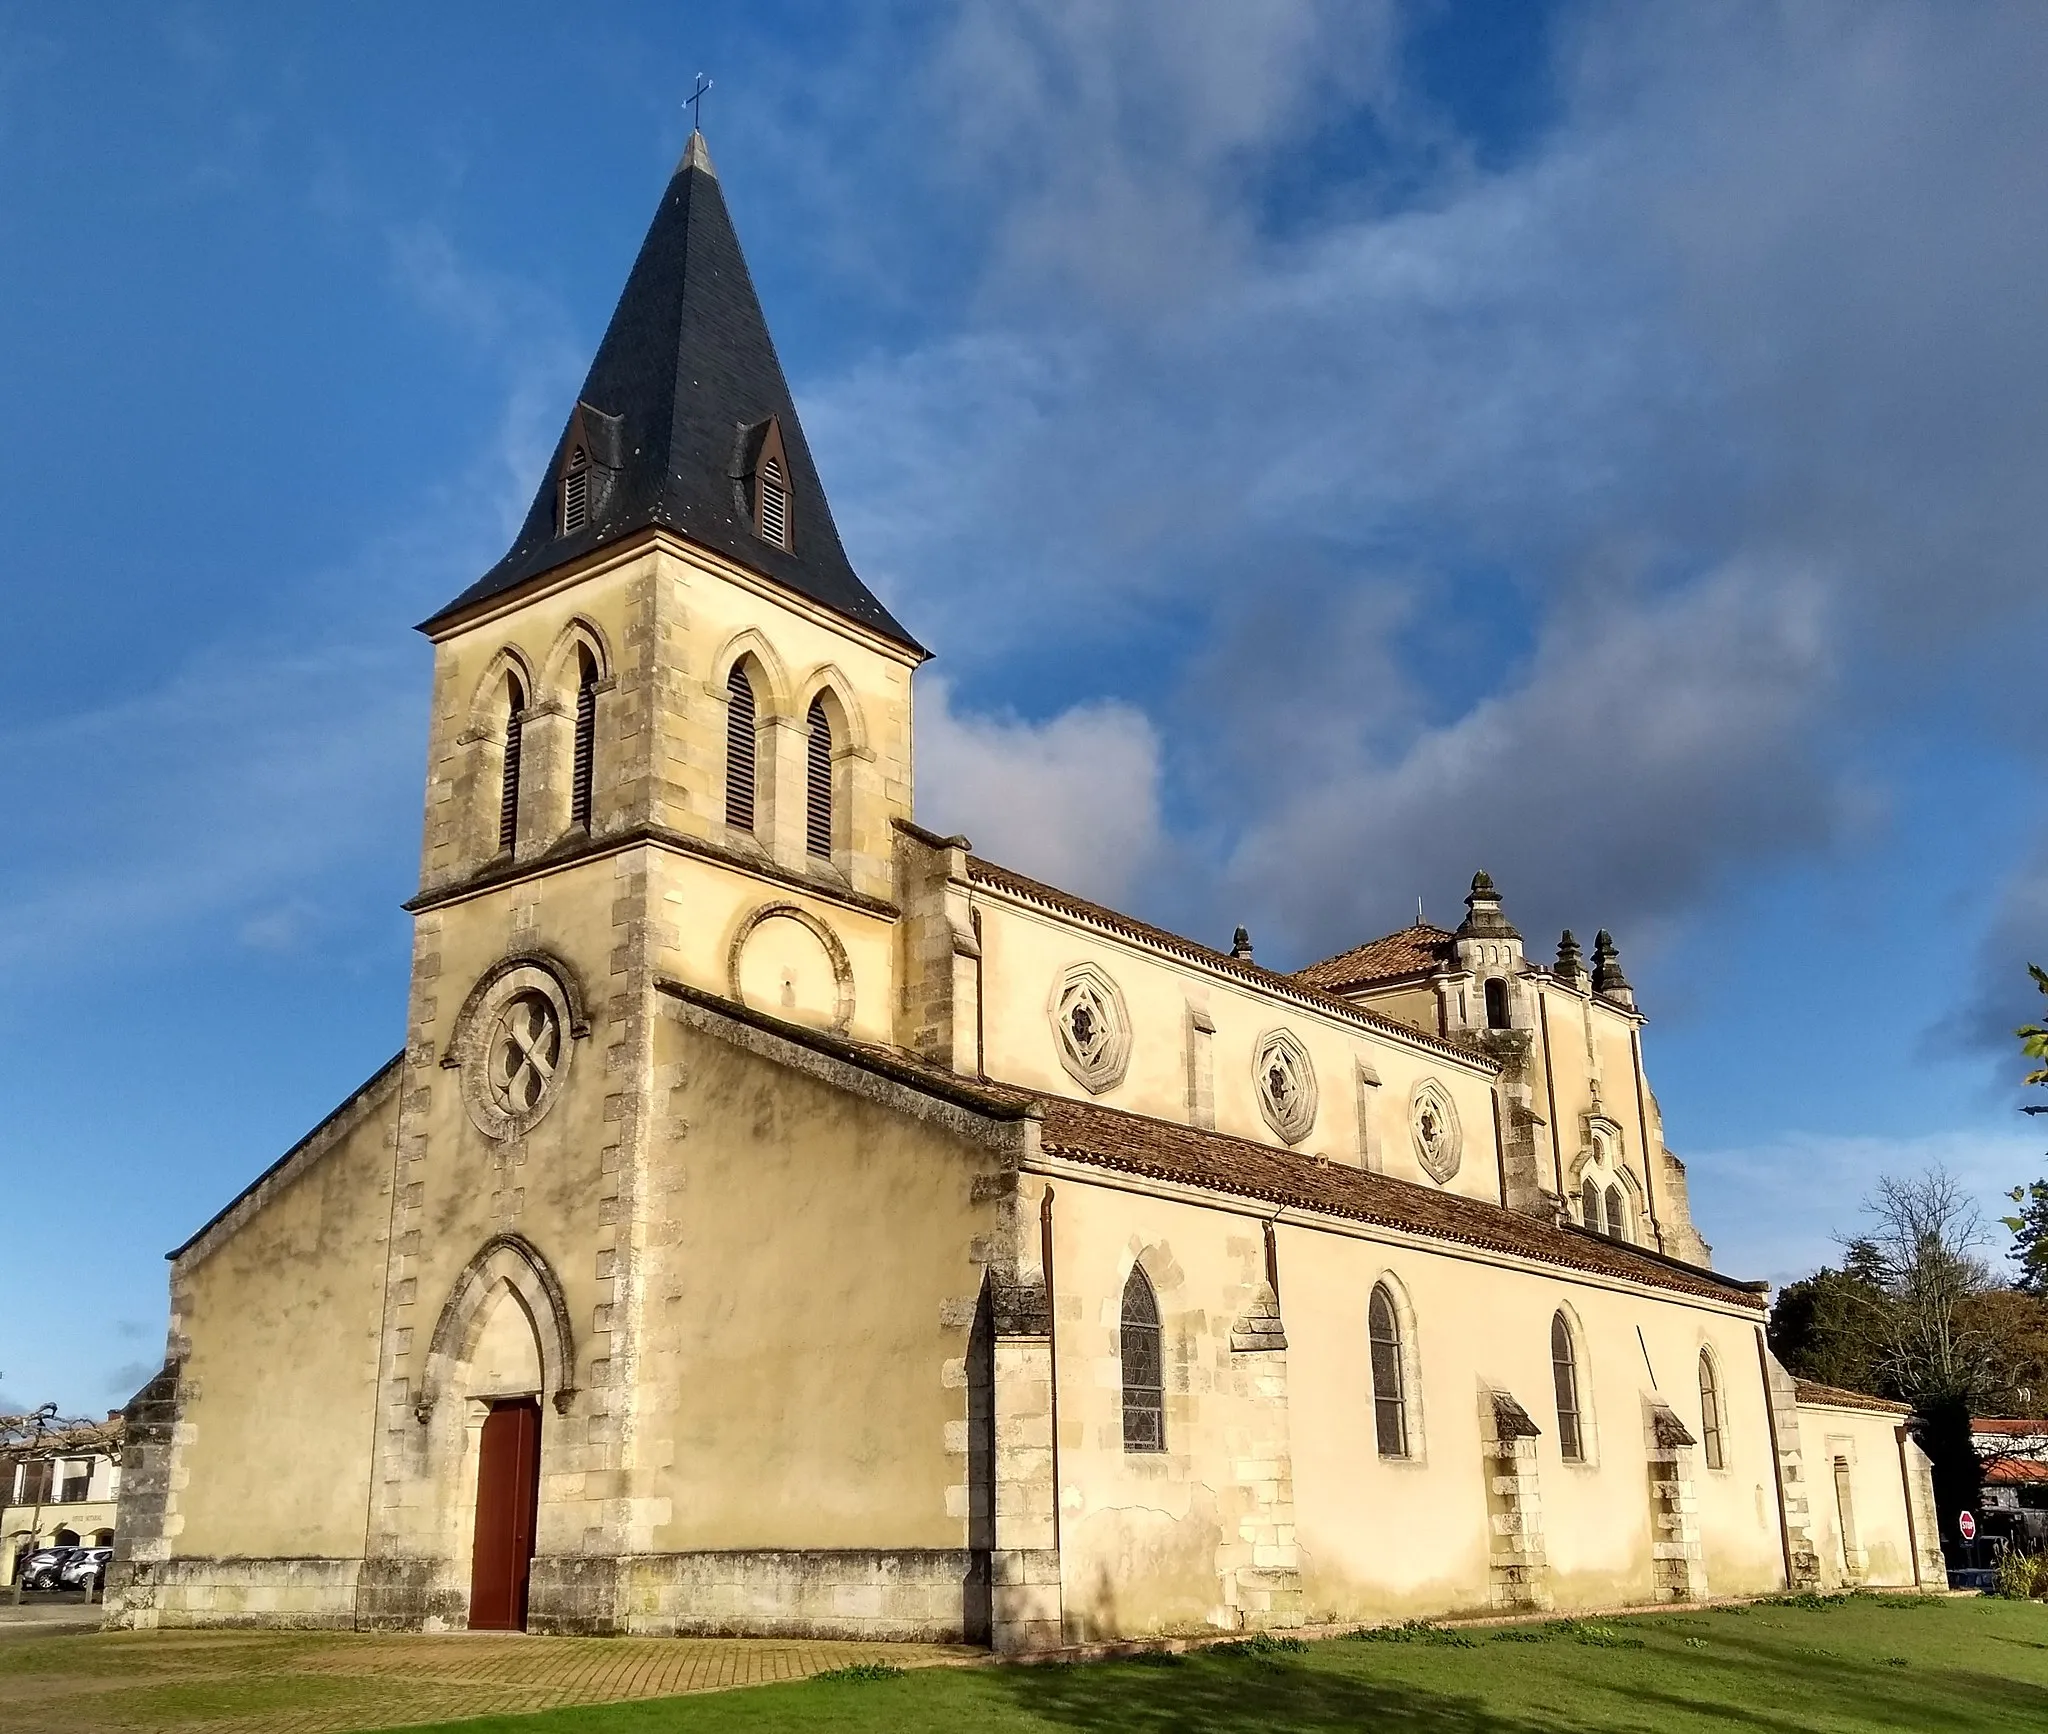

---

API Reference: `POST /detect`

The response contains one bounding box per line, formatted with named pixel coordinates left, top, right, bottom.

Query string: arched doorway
left=463, top=1285, right=546, bottom=1630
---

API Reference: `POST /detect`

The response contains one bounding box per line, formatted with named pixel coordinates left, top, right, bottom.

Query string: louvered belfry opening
left=561, top=446, right=590, bottom=535
left=498, top=675, right=527, bottom=853
left=724, top=663, right=758, bottom=832
left=571, top=647, right=598, bottom=830
left=757, top=457, right=789, bottom=550
left=804, top=696, right=833, bottom=859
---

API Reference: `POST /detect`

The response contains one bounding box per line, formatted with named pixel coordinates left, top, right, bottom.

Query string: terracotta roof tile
left=1792, top=1379, right=1911, bottom=1414
left=1972, top=1417, right=2048, bottom=1436
left=656, top=983, right=1753, bottom=1309
left=1296, top=925, right=1455, bottom=992
left=1984, top=1456, right=2048, bottom=1484
left=964, top=858, right=1493, bottom=1073
left=1034, top=1094, right=1763, bottom=1310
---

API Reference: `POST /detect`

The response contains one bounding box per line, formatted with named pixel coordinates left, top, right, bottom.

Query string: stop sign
left=1959, top=1510, right=1978, bottom=1542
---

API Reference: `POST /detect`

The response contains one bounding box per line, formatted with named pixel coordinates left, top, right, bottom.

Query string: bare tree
left=1857, top=1169, right=1998, bottom=1409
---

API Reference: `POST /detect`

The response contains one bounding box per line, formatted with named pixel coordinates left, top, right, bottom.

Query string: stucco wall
left=972, top=892, right=1502, bottom=1202
left=1043, top=1170, right=1784, bottom=1638
left=168, top=1071, right=397, bottom=1559
left=1799, top=1403, right=1920, bottom=1589
left=634, top=999, right=1007, bottom=1552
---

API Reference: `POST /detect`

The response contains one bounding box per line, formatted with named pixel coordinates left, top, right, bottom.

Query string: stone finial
left=1554, top=929, right=1586, bottom=986
left=1230, top=925, right=1254, bottom=962
left=1591, top=930, right=1634, bottom=1006
left=1456, top=870, right=1522, bottom=942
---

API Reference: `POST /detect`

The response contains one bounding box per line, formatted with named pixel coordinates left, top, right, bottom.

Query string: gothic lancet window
left=1551, top=1311, right=1584, bottom=1462
left=1698, top=1350, right=1725, bottom=1470
left=1121, top=1267, right=1164, bottom=1452
left=1582, top=1179, right=1602, bottom=1233
left=1605, top=1184, right=1627, bottom=1243
left=1368, top=1283, right=1409, bottom=1459
left=571, top=646, right=599, bottom=830
left=725, top=663, right=758, bottom=832
left=498, top=673, right=527, bottom=853
left=561, top=445, right=590, bottom=535
left=805, top=695, right=832, bottom=859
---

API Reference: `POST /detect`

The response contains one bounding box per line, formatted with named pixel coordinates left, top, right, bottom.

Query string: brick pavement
left=0, top=1628, right=980, bottom=1733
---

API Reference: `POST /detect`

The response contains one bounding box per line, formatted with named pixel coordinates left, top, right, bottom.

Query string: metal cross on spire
left=686, top=73, right=712, bottom=135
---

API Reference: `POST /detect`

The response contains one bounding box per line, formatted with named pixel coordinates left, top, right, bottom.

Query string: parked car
left=58, top=1548, right=112, bottom=1593
left=16, top=1546, right=82, bottom=1591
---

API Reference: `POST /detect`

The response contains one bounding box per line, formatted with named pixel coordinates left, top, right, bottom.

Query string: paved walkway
left=0, top=1627, right=979, bottom=1733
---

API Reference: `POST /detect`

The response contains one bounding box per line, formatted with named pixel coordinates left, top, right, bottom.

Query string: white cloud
left=914, top=677, right=1164, bottom=907
left=805, top=0, right=2048, bottom=1006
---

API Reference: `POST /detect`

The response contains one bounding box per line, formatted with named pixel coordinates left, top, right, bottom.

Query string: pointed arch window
left=725, top=663, right=758, bottom=833
left=805, top=696, right=833, bottom=859
left=1368, top=1283, right=1409, bottom=1459
left=1605, top=1184, right=1627, bottom=1243
left=571, top=646, right=599, bottom=831
left=1551, top=1311, right=1583, bottom=1462
left=1698, top=1351, right=1725, bottom=1470
left=498, top=673, right=527, bottom=853
left=561, top=445, right=590, bottom=535
left=1121, top=1267, right=1164, bottom=1452
left=1582, top=1179, right=1602, bottom=1233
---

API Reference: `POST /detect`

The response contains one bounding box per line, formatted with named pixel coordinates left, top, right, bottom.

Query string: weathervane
left=686, top=73, right=712, bottom=135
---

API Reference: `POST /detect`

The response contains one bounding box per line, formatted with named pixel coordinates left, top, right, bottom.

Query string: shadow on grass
left=996, top=1654, right=1563, bottom=1734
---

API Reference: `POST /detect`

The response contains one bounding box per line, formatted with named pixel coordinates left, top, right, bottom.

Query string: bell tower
left=355, top=130, right=927, bottom=1630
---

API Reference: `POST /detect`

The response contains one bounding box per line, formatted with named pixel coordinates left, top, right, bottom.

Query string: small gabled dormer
left=737, top=416, right=794, bottom=553
left=555, top=401, right=624, bottom=539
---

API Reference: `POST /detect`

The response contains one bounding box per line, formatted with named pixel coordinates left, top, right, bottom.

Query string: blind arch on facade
left=1368, top=1282, right=1409, bottom=1459
left=725, top=661, right=759, bottom=832
left=1551, top=1310, right=1584, bottom=1462
left=1121, top=1266, right=1165, bottom=1453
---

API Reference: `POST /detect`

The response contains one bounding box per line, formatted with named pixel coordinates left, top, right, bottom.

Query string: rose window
left=1410, top=1077, right=1463, bottom=1184
left=1049, top=963, right=1132, bottom=1093
left=1254, top=1030, right=1317, bottom=1144
left=488, top=991, right=562, bottom=1116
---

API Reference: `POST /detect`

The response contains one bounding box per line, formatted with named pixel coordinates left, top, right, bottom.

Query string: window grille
left=1368, top=1283, right=1408, bottom=1458
left=758, top=457, right=789, bottom=549
left=571, top=648, right=598, bottom=830
left=1121, top=1267, right=1165, bottom=1452
left=498, top=675, right=526, bottom=853
left=1551, top=1311, right=1583, bottom=1462
left=805, top=696, right=833, bottom=858
left=1605, top=1184, right=1627, bottom=1242
left=562, top=447, right=590, bottom=534
left=1698, top=1351, right=1725, bottom=1470
left=725, top=663, right=757, bottom=832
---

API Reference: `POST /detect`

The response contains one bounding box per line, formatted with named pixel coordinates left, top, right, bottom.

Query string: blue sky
left=4, top=1, right=2047, bottom=1415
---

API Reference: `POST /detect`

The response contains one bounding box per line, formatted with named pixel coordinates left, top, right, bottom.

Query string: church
left=106, top=132, right=1941, bottom=1650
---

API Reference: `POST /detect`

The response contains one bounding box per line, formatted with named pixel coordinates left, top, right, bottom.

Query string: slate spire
left=425, top=133, right=919, bottom=652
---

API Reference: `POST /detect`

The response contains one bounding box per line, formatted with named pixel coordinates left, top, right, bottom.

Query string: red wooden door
left=468, top=1399, right=541, bottom=1630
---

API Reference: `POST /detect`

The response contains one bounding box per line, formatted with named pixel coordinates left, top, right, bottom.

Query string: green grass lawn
left=375, top=1596, right=2048, bottom=1734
